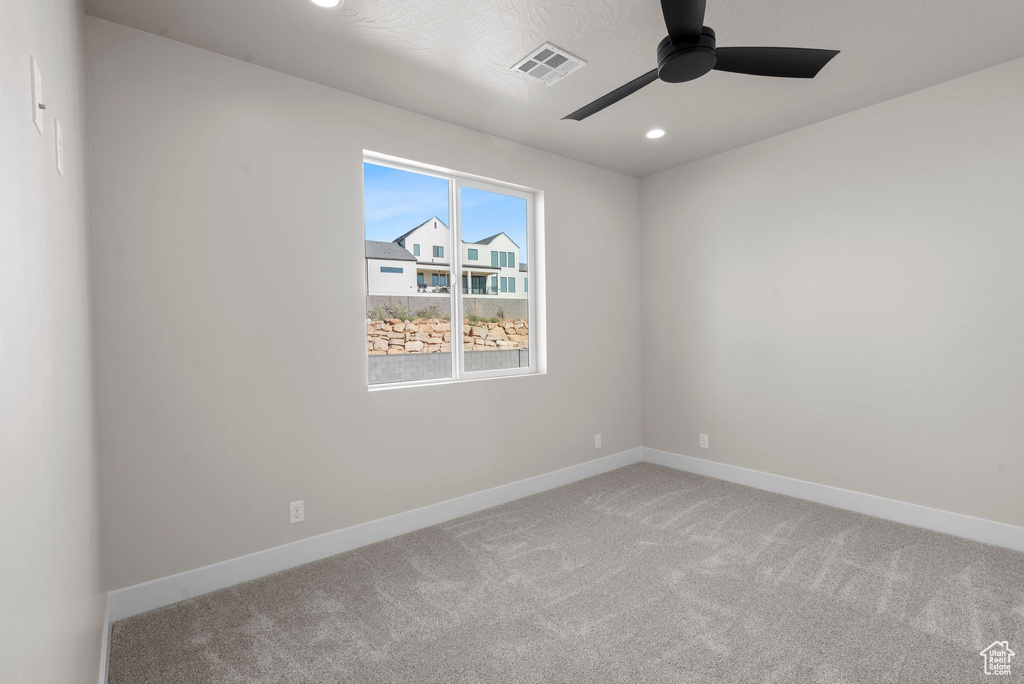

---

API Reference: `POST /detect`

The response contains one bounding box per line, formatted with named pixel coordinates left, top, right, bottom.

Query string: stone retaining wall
left=368, top=317, right=529, bottom=355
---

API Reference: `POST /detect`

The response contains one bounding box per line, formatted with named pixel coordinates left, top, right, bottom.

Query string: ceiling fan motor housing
left=657, top=27, right=717, bottom=83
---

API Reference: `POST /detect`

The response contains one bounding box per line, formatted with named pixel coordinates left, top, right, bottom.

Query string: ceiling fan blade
left=713, top=47, right=839, bottom=78
left=563, top=69, right=660, bottom=121
left=660, top=0, right=708, bottom=44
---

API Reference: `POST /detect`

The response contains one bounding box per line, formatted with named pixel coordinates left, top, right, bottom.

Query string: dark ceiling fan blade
left=713, top=47, right=839, bottom=78
left=563, top=69, right=660, bottom=121
left=660, top=0, right=708, bottom=44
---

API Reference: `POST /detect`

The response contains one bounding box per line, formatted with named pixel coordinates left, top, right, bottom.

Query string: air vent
left=511, top=43, right=586, bottom=85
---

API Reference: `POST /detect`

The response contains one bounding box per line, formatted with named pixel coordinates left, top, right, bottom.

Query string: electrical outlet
left=289, top=500, right=304, bottom=524
left=594, top=434, right=602, bottom=448
left=700, top=434, right=709, bottom=449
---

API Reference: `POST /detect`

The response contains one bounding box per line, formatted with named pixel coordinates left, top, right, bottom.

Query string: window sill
left=367, top=368, right=542, bottom=392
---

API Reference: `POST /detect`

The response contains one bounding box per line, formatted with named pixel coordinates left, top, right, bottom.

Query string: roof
left=393, top=216, right=448, bottom=243
left=365, top=240, right=416, bottom=261
left=519, top=263, right=528, bottom=272
left=474, top=232, right=519, bottom=248
left=387, top=220, right=520, bottom=251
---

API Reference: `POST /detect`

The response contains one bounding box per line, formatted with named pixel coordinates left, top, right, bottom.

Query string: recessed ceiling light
left=646, top=129, right=666, bottom=139
left=309, top=0, right=342, bottom=7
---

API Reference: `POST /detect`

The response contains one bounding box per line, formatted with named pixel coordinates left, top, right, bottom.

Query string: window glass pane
left=363, top=162, right=453, bottom=385
left=459, top=185, right=530, bottom=373
left=467, top=248, right=477, bottom=260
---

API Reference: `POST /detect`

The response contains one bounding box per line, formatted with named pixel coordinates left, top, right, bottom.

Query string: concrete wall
left=0, top=1, right=108, bottom=681
left=640, top=56, right=1024, bottom=528
left=369, top=350, right=530, bottom=385
left=86, top=18, right=642, bottom=590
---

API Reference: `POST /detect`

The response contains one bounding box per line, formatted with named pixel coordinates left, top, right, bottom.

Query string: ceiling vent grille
left=511, top=43, right=586, bottom=85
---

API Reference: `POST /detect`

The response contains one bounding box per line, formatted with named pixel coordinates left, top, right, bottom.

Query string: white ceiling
left=84, top=0, right=1024, bottom=177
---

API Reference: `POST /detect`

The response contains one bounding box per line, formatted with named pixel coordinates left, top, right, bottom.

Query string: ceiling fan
left=564, top=0, right=839, bottom=121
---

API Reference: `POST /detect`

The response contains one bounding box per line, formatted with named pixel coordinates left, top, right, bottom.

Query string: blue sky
left=363, top=162, right=527, bottom=261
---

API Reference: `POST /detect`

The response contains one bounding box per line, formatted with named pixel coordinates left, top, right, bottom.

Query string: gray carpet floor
left=109, top=463, right=1024, bottom=683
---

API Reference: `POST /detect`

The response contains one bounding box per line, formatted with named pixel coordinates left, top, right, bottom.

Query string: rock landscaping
left=367, top=317, right=529, bottom=354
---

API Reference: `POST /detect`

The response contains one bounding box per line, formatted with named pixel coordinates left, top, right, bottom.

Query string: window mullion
left=451, top=178, right=463, bottom=380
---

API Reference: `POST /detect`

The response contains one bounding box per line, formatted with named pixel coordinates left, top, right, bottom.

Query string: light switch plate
left=55, top=119, right=64, bottom=176
left=31, top=56, right=43, bottom=134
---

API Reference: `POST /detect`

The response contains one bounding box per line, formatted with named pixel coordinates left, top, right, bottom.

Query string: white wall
left=365, top=258, right=417, bottom=295
left=85, top=18, right=642, bottom=590
left=641, top=57, right=1024, bottom=528
left=0, top=1, right=107, bottom=681
left=399, top=217, right=449, bottom=266
left=483, top=234, right=525, bottom=299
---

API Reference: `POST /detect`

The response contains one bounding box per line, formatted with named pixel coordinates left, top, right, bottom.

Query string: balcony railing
left=418, top=284, right=450, bottom=293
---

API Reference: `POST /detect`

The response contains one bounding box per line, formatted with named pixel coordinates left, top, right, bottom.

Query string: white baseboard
left=643, top=447, right=1024, bottom=553
left=107, top=447, right=643, bottom=622
left=98, top=593, right=111, bottom=684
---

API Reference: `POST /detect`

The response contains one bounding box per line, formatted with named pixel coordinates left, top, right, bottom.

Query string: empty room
left=3, top=0, right=1024, bottom=682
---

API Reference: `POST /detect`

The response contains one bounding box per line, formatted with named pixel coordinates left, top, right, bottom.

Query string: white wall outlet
left=289, top=500, right=304, bottom=524
left=31, top=55, right=44, bottom=134
left=55, top=119, right=64, bottom=176
left=594, top=434, right=602, bottom=448
left=700, top=433, right=709, bottom=449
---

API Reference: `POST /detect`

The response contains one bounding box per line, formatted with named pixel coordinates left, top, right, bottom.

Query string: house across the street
left=365, top=217, right=527, bottom=299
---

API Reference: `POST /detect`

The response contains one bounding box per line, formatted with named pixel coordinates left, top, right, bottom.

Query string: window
left=364, top=155, right=537, bottom=387
left=524, top=277, right=528, bottom=293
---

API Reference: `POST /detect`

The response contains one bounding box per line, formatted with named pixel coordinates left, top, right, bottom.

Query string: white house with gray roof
left=366, top=217, right=528, bottom=299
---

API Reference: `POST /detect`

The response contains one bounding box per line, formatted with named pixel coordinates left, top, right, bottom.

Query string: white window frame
left=364, top=151, right=541, bottom=390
